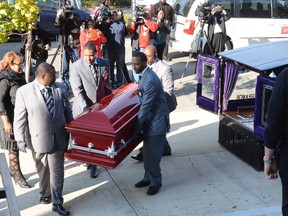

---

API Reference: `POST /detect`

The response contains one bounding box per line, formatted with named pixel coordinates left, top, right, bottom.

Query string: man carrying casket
left=131, top=51, right=170, bottom=195
left=69, top=41, right=112, bottom=178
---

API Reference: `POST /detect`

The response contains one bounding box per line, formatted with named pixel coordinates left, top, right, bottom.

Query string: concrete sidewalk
left=0, top=40, right=283, bottom=216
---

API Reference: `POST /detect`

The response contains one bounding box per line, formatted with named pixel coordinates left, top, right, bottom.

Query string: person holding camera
left=150, top=0, right=174, bottom=62
left=206, top=5, right=231, bottom=55
left=154, top=8, right=171, bottom=60
left=129, top=10, right=158, bottom=52
left=20, top=21, right=51, bottom=82
left=103, top=10, right=131, bottom=88
left=54, top=6, right=83, bottom=90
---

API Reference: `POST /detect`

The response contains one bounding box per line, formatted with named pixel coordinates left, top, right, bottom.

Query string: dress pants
left=142, top=134, right=165, bottom=187
left=33, top=148, right=65, bottom=205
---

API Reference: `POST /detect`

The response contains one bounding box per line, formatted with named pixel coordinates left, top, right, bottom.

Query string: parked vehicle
left=170, top=0, right=288, bottom=52
left=38, top=0, right=90, bottom=36
left=195, top=40, right=288, bottom=170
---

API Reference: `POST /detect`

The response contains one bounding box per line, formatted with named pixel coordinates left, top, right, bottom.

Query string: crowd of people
left=0, top=0, right=178, bottom=215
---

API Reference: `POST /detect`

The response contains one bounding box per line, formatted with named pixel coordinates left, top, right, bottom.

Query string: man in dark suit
left=131, top=45, right=177, bottom=161
left=13, top=62, right=73, bottom=216
left=69, top=41, right=111, bottom=178
left=131, top=51, right=170, bottom=195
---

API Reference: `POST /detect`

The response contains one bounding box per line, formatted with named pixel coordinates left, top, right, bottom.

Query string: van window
left=174, top=0, right=195, bottom=17
left=240, top=0, right=271, bottom=18
left=275, top=0, right=288, bottom=18
left=211, top=0, right=234, bottom=16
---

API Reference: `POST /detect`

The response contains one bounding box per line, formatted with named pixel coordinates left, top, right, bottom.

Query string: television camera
left=134, top=5, right=149, bottom=24
left=195, top=1, right=223, bottom=23
left=56, top=0, right=75, bottom=20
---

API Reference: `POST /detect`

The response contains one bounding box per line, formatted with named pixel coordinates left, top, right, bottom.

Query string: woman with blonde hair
left=0, top=51, right=31, bottom=188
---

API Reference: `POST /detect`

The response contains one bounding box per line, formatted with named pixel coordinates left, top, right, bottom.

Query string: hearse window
left=202, top=62, right=216, bottom=101
left=261, top=84, right=273, bottom=126
left=229, top=69, right=258, bottom=101
left=173, top=0, right=194, bottom=17
left=240, top=0, right=270, bottom=17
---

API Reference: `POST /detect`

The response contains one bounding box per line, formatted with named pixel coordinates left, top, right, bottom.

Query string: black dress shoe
left=135, top=180, right=150, bottom=188
left=147, top=184, right=162, bottom=195
left=52, top=204, right=70, bottom=216
left=131, top=152, right=143, bottom=161
left=162, top=151, right=172, bottom=156
left=39, top=196, right=51, bottom=204
left=90, top=165, right=99, bottom=179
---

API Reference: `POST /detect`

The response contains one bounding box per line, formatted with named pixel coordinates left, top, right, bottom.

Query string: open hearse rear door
left=196, top=40, right=288, bottom=170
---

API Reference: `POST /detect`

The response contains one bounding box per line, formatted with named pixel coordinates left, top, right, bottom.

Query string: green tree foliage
left=0, top=0, right=40, bottom=44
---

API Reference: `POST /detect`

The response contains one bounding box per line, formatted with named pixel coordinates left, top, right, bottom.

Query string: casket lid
left=218, top=40, right=288, bottom=71
left=66, top=83, right=140, bottom=137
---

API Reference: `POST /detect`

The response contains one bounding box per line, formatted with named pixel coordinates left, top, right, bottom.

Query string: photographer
left=104, top=10, right=132, bottom=88
left=129, top=9, right=158, bottom=52
left=154, top=8, right=171, bottom=60
left=20, top=20, right=51, bottom=82
left=54, top=5, right=83, bottom=90
left=150, top=0, right=174, bottom=61
left=206, top=4, right=231, bottom=55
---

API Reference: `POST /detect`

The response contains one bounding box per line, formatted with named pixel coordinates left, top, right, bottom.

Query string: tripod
left=179, top=19, right=214, bottom=84
left=50, top=21, right=76, bottom=89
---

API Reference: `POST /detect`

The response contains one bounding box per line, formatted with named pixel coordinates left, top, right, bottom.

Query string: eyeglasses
left=12, top=62, right=23, bottom=67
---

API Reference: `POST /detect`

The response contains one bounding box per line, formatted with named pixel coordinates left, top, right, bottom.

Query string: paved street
left=0, top=38, right=283, bottom=216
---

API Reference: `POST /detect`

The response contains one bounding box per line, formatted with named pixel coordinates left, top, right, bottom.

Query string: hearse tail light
left=183, top=19, right=196, bottom=35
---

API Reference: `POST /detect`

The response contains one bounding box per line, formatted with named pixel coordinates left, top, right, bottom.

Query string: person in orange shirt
left=80, top=19, right=107, bottom=57
left=129, top=10, right=158, bottom=52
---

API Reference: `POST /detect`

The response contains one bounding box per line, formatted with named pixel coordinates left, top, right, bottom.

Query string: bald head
left=144, top=45, right=157, bottom=65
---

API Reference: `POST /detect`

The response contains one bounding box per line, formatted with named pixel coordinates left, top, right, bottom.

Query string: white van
left=170, top=0, right=288, bottom=52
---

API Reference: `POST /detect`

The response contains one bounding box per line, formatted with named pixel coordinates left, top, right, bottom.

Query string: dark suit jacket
left=136, top=67, right=170, bottom=136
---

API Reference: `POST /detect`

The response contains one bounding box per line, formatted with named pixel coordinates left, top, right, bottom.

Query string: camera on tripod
left=195, top=1, right=223, bottom=23
left=195, top=1, right=212, bottom=22
left=57, top=5, right=74, bottom=20
left=135, top=5, right=149, bottom=24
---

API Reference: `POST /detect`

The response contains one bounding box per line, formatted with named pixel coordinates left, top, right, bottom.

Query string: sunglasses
left=12, top=62, right=23, bottom=67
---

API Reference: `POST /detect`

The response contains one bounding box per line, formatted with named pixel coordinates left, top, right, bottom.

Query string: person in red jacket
left=80, top=19, right=107, bottom=58
left=129, top=10, right=158, bottom=52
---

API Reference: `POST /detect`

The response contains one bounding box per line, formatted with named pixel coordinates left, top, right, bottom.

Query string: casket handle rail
left=68, top=138, right=133, bottom=158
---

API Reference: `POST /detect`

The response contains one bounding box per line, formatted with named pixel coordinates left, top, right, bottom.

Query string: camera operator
left=129, top=8, right=158, bottom=52
left=153, top=8, right=171, bottom=60
left=150, top=0, right=174, bottom=61
left=101, top=10, right=131, bottom=88
left=54, top=5, right=83, bottom=90
left=20, top=19, right=51, bottom=82
left=206, top=4, right=231, bottom=55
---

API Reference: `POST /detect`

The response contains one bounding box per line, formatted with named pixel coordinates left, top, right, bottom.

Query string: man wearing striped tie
left=13, top=62, right=73, bottom=216
left=69, top=41, right=112, bottom=178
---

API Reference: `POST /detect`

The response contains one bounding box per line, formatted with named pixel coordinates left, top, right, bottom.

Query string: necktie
left=138, top=75, right=142, bottom=82
left=90, top=64, right=98, bottom=83
left=41, top=87, right=54, bottom=116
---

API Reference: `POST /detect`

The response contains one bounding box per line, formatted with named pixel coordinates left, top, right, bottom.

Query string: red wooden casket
left=65, top=83, right=142, bottom=169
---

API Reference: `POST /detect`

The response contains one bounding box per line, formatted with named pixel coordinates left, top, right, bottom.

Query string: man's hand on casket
left=131, top=126, right=143, bottom=140
left=17, top=141, right=27, bottom=153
